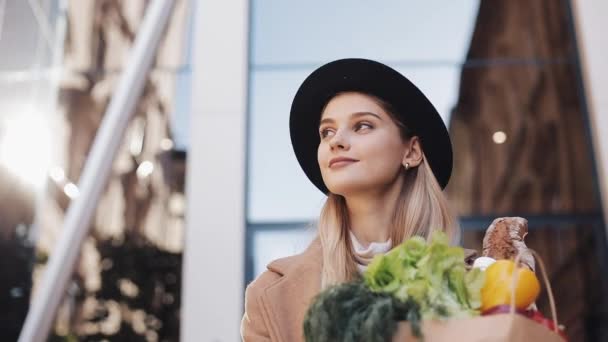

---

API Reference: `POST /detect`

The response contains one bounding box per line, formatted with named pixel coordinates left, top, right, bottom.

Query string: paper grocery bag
left=392, top=313, right=564, bottom=342
left=394, top=248, right=565, bottom=341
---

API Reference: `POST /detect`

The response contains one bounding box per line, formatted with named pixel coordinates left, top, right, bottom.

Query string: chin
left=325, top=173, right=402, bottom=196
left=325, top=179, right=374, bottom=196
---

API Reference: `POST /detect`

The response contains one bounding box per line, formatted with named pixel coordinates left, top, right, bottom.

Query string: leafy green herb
left=304, top=280, right=421, bottom=342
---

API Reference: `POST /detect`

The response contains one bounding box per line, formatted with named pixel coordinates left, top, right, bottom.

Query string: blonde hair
left=318, top=93, right=460, bottom=288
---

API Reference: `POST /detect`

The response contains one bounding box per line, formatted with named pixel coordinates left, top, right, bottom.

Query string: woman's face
left=317, top=92, right=409, bottom=196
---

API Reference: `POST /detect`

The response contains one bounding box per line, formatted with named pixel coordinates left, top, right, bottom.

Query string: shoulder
left=269, top=238, right=322, bottom=275
left=245, top=269, right=281, bottom=301
left=245, top=237, right=322, bottom=294
left=242, top=267, right=281, bottom=341
left=242, top=238, right=323, bottom=341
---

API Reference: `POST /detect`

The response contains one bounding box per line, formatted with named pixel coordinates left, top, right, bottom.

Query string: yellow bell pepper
left=481, top=259, right=541, bottom=312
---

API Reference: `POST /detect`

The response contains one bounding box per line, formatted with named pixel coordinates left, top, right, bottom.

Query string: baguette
left=482, top=217, right=535, bottom=271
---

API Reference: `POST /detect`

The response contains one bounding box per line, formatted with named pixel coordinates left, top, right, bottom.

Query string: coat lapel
left=261, top=239, right=322, bottom=342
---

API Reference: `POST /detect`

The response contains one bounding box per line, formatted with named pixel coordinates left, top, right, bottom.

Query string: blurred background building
left=1, top=0, right=189, bottom=340
left=1, top=0, right=607, bottom=341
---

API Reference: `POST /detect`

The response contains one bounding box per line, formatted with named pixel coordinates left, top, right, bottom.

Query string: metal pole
left=18, top=1, right=175, bottom=341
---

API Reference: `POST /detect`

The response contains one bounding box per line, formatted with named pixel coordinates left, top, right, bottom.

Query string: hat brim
left=289, top=58, right=453, bottom=194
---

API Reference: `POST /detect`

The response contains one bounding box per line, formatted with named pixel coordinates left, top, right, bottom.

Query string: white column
left=181, top=0, right=249, bottom=341
left=571, top=1, right=608, bottom=235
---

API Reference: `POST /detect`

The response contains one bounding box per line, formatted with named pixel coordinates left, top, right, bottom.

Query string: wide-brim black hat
left=289, top=58, right=453, bottom=194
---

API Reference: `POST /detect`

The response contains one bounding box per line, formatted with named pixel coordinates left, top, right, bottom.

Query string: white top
left=350, top=231, right=392, bottom=273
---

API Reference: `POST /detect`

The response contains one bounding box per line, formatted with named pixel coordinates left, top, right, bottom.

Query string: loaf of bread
left=482, top=217, right=535, bottom=271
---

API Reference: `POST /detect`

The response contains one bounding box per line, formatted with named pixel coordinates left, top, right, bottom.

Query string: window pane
left=250, top=226, right=316, bottom=281
left=251, top=0, right=480, bottom=65
left=248, top=69, right=326, bottom=222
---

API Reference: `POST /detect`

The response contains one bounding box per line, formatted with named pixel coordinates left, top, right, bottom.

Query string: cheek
left=358, top=137, right=406, bottom=174
left=317, top=143, right=328, bottom=169
left=362, top=136, right=404, bottom=162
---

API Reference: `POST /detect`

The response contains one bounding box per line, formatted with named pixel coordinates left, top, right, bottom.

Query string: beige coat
left=240, top=238, right=477, bottom=342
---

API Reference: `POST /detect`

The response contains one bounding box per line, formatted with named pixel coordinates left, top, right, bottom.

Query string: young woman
left=241, top=58, right=475, bottom=341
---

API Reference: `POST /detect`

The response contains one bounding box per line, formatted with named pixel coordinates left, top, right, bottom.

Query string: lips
left=329, top=157, right=359, bottom=168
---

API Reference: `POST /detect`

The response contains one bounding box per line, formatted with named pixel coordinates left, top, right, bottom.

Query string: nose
left=328, top=130, right=350, bottom=150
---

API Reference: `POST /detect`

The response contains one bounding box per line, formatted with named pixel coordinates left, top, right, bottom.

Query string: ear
left=402, top=136, right=423, bottom=168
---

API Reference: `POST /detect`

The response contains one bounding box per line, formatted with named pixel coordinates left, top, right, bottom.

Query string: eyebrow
left=319, top=112, right=383, bottom=126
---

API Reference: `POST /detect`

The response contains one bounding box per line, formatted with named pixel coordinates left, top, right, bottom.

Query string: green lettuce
left=364, top=231, right=485, bottom=320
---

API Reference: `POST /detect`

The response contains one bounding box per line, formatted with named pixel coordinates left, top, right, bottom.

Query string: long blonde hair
left=318, top=94, right=460, bottom=288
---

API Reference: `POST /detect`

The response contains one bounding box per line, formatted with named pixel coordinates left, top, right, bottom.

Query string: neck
left=346, top=176, right=404, bottom=247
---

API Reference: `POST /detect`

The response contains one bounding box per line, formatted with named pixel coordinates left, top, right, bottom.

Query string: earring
left=405, top=163, right=410, bottom=170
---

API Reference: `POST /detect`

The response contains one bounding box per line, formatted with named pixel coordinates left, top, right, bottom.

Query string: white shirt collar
left=349, top=231, right=392, bottom=273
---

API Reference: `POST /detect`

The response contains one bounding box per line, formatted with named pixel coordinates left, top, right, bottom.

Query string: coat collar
left=262, top=238, right=323, bottom=342
left=266, top=238, right=322, bottom=276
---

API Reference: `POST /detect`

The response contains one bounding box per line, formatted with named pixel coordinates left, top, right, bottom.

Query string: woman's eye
left=320, top=129, right=335, bottom=139
left=355, top=122, right=373, bottom=132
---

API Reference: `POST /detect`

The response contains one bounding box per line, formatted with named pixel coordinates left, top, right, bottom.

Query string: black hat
left=289, top=58, right=453, bottom=194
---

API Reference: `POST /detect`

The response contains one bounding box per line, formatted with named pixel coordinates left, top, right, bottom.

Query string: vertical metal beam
left=18, top=1, right=174, bottom=341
